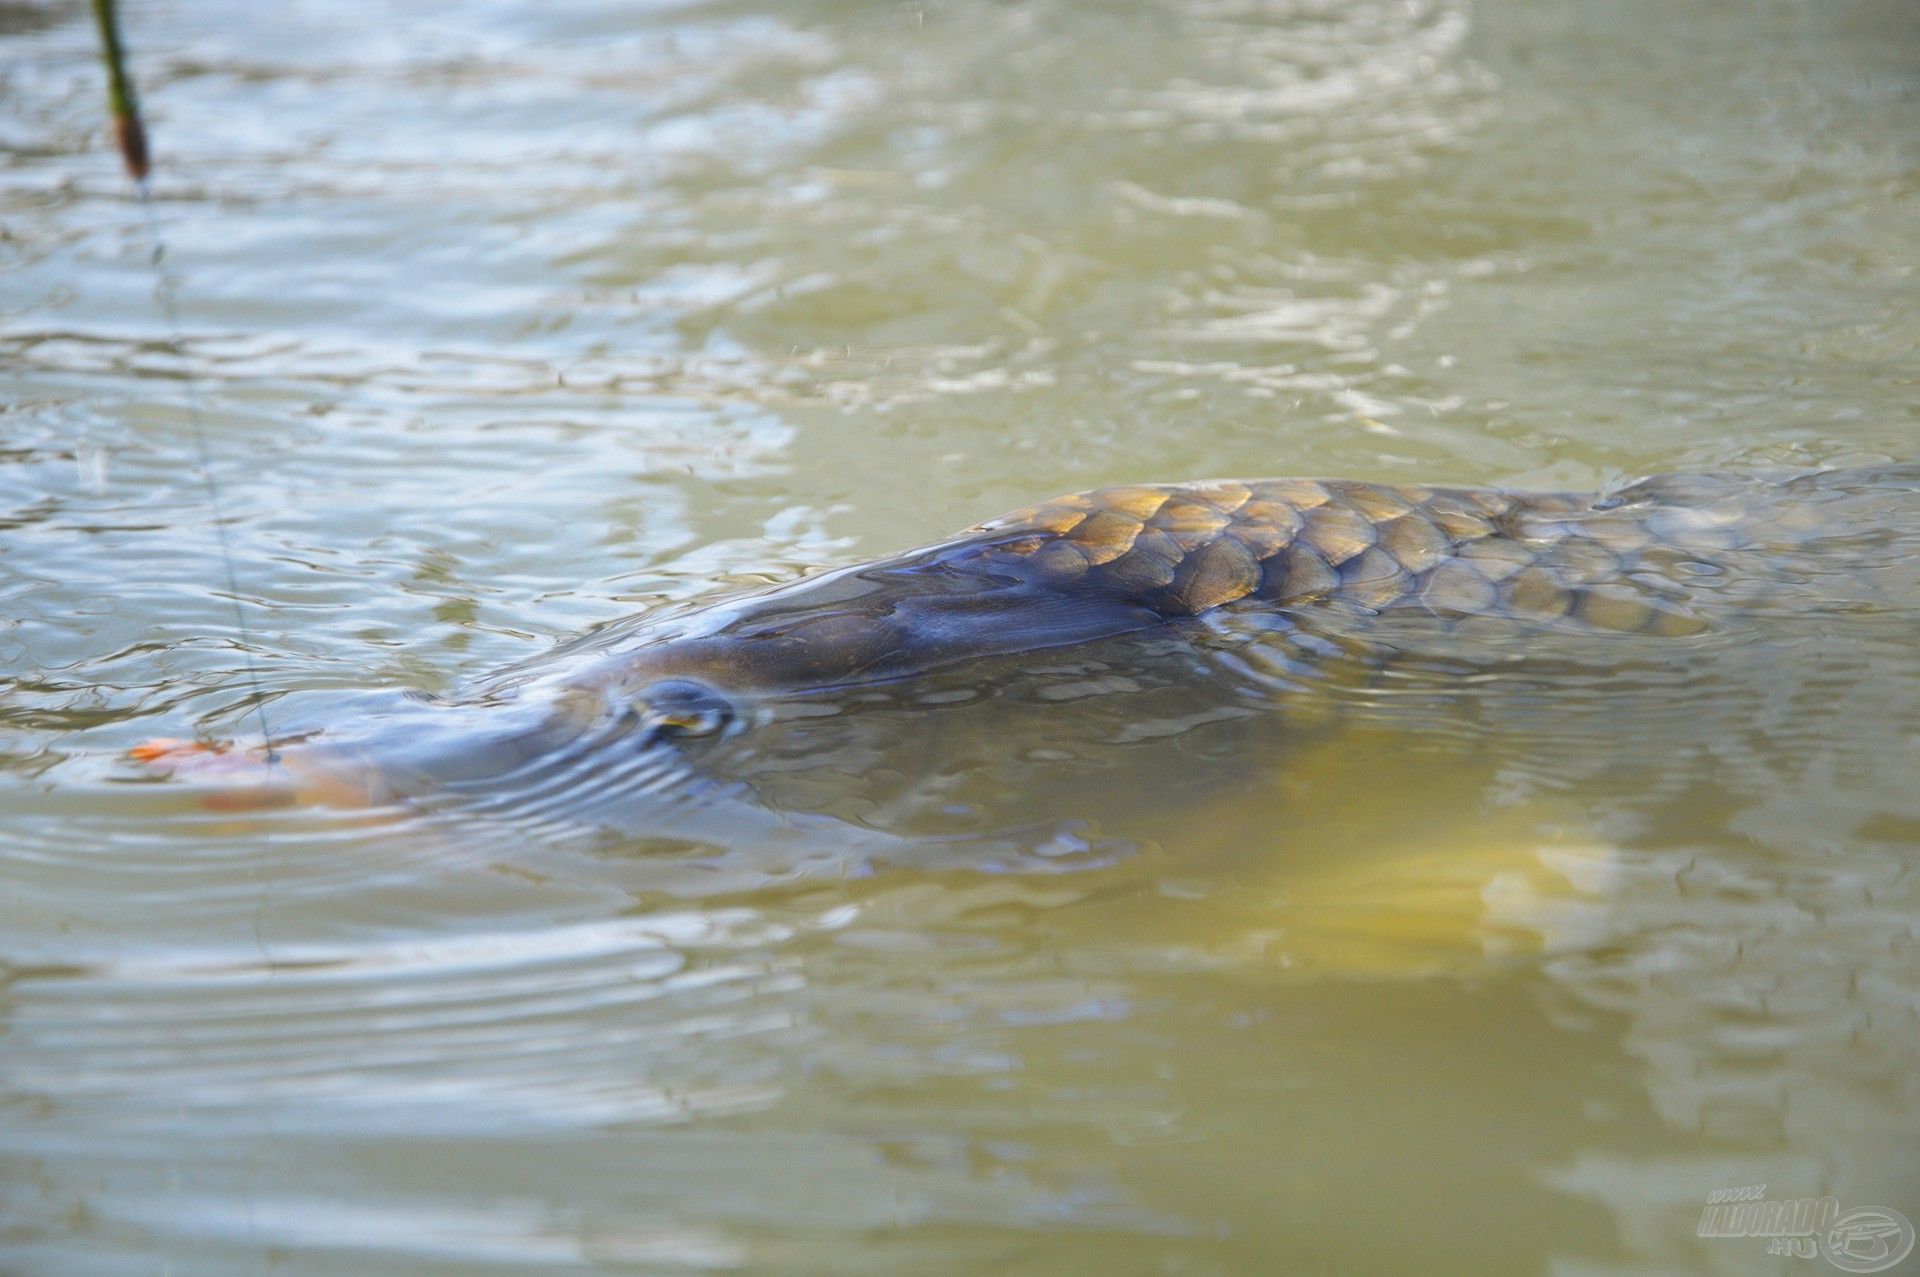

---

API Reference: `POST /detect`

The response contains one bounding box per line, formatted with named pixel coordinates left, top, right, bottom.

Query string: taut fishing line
left=136, top=188, right=279, bottom=764
left=91, top=0, right=278, bottom=768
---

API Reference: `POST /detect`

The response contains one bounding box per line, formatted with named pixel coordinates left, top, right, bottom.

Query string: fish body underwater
left=133, top=465, right=1920, bottom=844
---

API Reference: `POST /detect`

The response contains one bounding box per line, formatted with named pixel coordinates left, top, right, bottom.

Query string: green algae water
left=2, top=0, right=1918, bottom=1273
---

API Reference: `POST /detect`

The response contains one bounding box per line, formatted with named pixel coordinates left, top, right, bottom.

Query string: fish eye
left=637, top=679, right=736, bottom=740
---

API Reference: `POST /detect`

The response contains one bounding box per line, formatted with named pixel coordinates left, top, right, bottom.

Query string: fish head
left=565, top=521, right=1168, bottom=728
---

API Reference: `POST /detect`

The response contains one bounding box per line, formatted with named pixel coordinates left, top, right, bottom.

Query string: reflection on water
left=3, top=0, right=1919, bottom=1272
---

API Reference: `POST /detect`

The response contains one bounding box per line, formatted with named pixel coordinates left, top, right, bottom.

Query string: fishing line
left=92, top=0, right=278, bottom=766
left=135, top=186, right=279, bottom=763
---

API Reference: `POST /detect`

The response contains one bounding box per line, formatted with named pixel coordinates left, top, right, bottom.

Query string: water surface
left=2, top=0, right=1918, bottom=1272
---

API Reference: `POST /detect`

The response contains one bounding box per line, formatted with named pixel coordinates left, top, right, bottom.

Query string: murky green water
left=4, top=0, right=1919, bottom=1272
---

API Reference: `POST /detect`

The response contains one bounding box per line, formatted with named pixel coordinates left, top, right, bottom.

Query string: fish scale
left=984, top=476, right=1711, bottom=636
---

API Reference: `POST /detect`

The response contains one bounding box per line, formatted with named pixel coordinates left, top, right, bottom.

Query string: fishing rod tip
left=114, top=111, right=150, bottom=182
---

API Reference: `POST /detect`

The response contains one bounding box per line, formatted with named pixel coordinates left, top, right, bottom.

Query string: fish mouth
left=125, top=688, right=578, bottom=816
left=124, top=686, right=767, bottom=845
left=127, top=736, right=377, bottom=812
